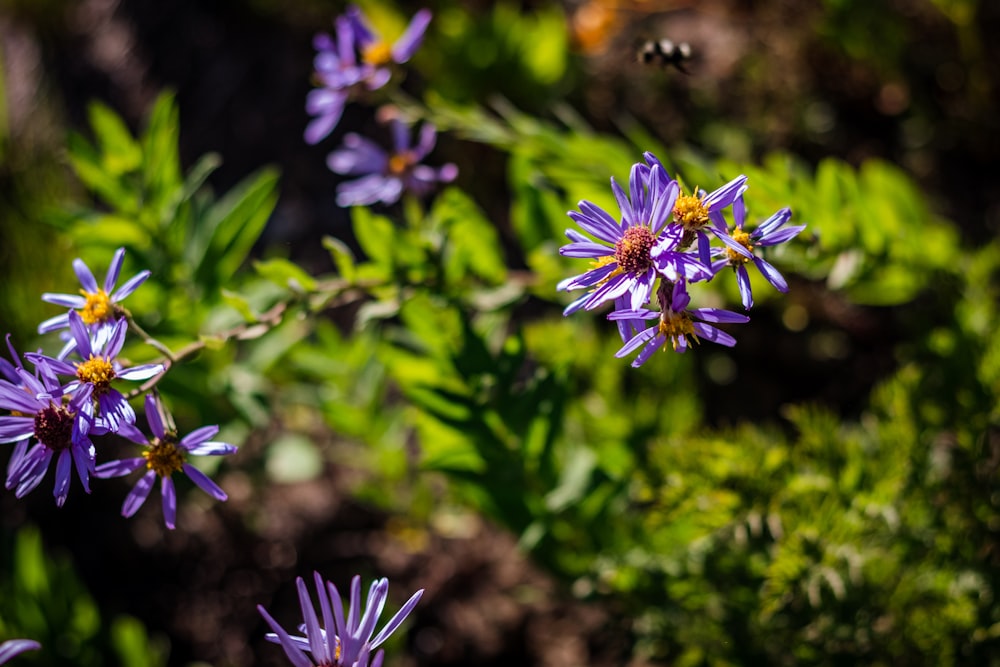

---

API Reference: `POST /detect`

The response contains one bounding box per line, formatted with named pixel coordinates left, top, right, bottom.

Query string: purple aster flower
left=347, top=4, right=431, bottom=73
left=29, top=312, right=162, bottom=433
left=670, top=175, right=748, bottom=267
left=94, top=393, right=236, bottom=530
left=258, top=571, right=423, bottom=667
left=0, top=639, right=41, bottom=664
left=611, top=280, right=749, bottom=367
left=38, top=247, right=150, bottom=344
left=327, top=120, right=457, bottom=207
left=711, top=204, right=806, bottom=309
left=0, top=357, right=94, bottom=506
left=306, top=15, right=375, bottom=145
left=558, top=162, right=687, bottom=311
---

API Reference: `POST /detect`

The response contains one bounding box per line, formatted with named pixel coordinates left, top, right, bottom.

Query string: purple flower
left=0, top=356, right=94, bottom=506
left=38, top=247, right=150, bottom=344
left=348, top=5, right=431, bottom=72
left=711, top=204, right=805, bottom=309
left=306, top=15, right=376, bottom=145
left=327, top=120, right=457, bottom=207
left=94, top=394, right=236, bottom=530
left=29, top=312, right=162, bottom=432
left=305, top=7, right=432, bottom=145
left=0, top=639, right=41, bottom=664
left=258, top=572, right=423, bottom=667
left=611, top=280, right=749, bottom=367
left=558, top=163, right=682, bottom=311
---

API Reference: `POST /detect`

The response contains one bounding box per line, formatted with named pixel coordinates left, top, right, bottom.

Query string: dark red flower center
left=614, top=226, right=656, bottom=274
left=34, top=404, right=75, bottom=451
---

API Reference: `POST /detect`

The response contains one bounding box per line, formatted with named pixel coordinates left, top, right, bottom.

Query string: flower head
left=712, top=204, right=806, bottom=309
left=0, top=356, right=94, bottom=506
left=29, top=312, right=163, bottom=432
left=94, top=394, right=236, bottom=530
left=611, top=280, right=749, bottom=367
left=327, top=120, right=457, bottom=207
left=559, top=162, right=684, bottom=311
left=305, top=7, right=432, bottom=145
left=38, top=247, right=150, bottom=349
left=0, top=639, right=41, bottom=665
left=259, top=572, right=423, bottom=667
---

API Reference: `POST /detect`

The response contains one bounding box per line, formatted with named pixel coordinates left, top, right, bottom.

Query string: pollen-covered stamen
left=672, top=192, right=710, bottom=231
left=362, top=41, right=392, bottom=66
left=79, top=288, right=113, bottom=325
left=144, top=433, right=186, bottom=477
left=658, top=310, right=697, bottom=351
left=34, top=404, right=75, bottom=451
left=77, top=355, right=116, bottom=394
left=725, top=228, right=755, bottom=264
left=614, top=226, right=656, bottom=274
left=388, top=151, right=416, bottom=176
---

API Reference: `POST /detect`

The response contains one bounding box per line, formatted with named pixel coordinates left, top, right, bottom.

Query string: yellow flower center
left=80, top=289, right=113, bottom=325
left=614, top=226, right=656, bottom=274
left=725, top=228, right=754, bottom=264
left=672, top=192, right=710, bottom=231
left=362, top=41, right=392, bottom=66
left=658, top=310, right=697, bottom=351
left=144, top=434, right=186, bottom=477
left=388, top=151, right=416, bottom=176
left=76, top=356, right=116, bottom=394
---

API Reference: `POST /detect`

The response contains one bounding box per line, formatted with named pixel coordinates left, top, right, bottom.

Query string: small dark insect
left=637, top=38, right=692, bottom=74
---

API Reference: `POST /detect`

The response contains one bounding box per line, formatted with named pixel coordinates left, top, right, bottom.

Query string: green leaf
left=323, top=235, right=357, bottom=281
left=254, top=257, right=318, bottom=292
left=87, top=101, right=142, bottom=175
left=433, top=187, right=508, bottom=285
left=66, top=131, right=137, bottom=214
left=352, top=206, right=396, bottom=267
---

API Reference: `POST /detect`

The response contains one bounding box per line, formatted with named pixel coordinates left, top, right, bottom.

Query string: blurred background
left=1, top=0, right=999, bottom=665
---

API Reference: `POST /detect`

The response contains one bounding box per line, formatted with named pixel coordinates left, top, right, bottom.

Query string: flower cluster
left=259, top=572, right=423, bottom=667
left=0, top=248, right=236, bottom=525
left=558, top=152, right=805, bottom=367
left=306, top=5, right=456, bottom=207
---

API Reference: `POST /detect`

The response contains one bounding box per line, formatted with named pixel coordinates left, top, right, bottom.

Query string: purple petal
left=558, top=241, right=614, bottom=259
left=632, top=333, right=666, bottom=366
left=73, top=258, right=99, bottom=293
left=693, top=322, right=737, bottom=347
left=758, top=224, right=806, bottom=246
left=104, top=248, right=126, bottom=293
left=182, top=463, right=228, bottom=502
left=691, top=308, right=750, bottom=324
left=179, top=424, right=220, bottom=450
left=392, top=9, right=432, bottom=63
left=185, top=441, right=237, bottom=456
left=336, top=174, right=401, bottom=207
left=122, top=470, right=156, bottom=517
left=111, top=270, right=151, bottom=302
left=161, top=475, right=176, bottom=529
left=296, top=577, right=328, bottom=661
left=0, top=639, right=41, bottom=663
left=615, top=327, right=658, bottom=358
left=327, top=136, right=388, bottom=176
left=95, top=457, right=146, bottom=478
left=0, top=416, right=34, bottom=443
left=582, top=273, right=631, bottom=310
left=53, top=449, right=72, bottom=506
left=413, top=122, right=437, bottom=158
left=704, top=175, right=748, bottom=210
left=144, top=393, right=166, bottom=440
left=41, top=293, right=86, bottom=309
left=371, top=588, right=424, bottom=647
left=304, top=105, right=346, bottom=145
left=257, top=605, right=315, bottom=667
left=610, top=177, right=635, bottom=227
left=567, top=208, right=620, bottom=244
left=37, top=312, right=72, bottom=334
left=117, top=363, right=164, bottom=381
left=753, top=256, right=789, bottom=292
left=68, top=311, right=94, bottom=358
left=736, top=265, right=753, bottom=310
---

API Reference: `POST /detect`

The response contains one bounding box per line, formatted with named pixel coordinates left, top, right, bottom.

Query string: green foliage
left=0, top=527, right=167, bottom=667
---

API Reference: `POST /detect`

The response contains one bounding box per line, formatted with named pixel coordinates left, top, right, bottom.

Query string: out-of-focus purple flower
left=327, top=120, right=457, bottom=207
left=29, top=312, right=162, bottom=433
left=38, top=247, right=150, bottom=345
left=0, top=357, right=94, bottom=506
left=611, top=280, right=749, bottom=367
left=94, top=393, right=236, bottom=530
left=305, top=7, right=432, bottom=145
left=258, top=572, right=423, bottom=667
left=0, top=639, right=41, bottom=664
left=558, top=163, right=683, bottom=311
left=306, top=15, right=374, bottom=145
left=347, top=5, right=431, bottom=71
left=711, top=204, right=806, bottom=309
